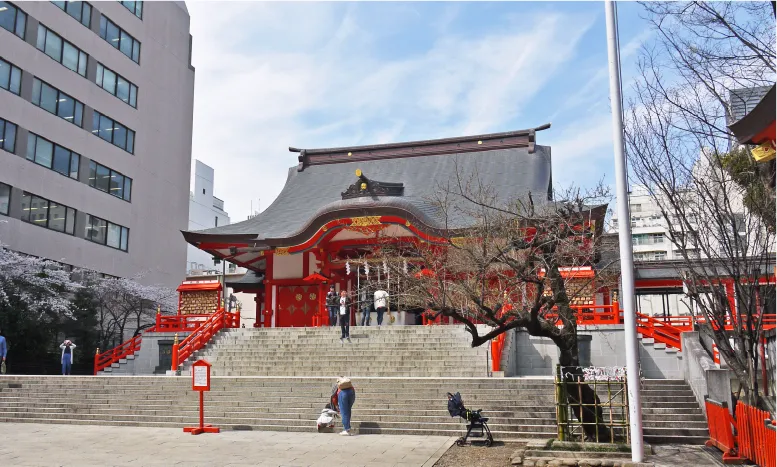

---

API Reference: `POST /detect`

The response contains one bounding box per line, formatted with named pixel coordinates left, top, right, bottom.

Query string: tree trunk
left=558, top=345, right=614, bottom=442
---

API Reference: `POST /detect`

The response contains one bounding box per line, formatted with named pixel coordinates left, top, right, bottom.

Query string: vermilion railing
left=93, top=334, right=142, bottom=375
left=736, top=402, right=776, bottom=467
left=171, top=307, right=240, bottom=372
left=704, top=398, right=743, bottom=463
left=154, top=314, right=213, bottom=332
left=635, top=312, right=684, bottom=350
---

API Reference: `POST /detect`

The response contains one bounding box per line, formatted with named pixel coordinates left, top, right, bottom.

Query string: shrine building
left=183, top=125, right=566, bottom=328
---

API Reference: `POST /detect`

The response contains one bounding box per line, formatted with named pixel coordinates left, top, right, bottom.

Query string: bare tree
left=355, top=173, right=617, bottom=440
left=626, top=1, right=776, bottom=408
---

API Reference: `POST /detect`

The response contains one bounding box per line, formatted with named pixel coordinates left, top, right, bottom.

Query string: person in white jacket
left=60, top=340, right=76, bottom=375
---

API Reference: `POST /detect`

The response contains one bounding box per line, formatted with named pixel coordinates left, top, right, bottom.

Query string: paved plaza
left=0, top=423, right=455, bottom=467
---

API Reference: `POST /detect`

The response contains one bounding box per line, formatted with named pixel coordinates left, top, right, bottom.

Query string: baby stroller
left=447, top=392, right=493, bottom=447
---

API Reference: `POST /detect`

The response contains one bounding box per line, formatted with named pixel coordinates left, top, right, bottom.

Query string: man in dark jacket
left=326, top=285, right=339, bottom=326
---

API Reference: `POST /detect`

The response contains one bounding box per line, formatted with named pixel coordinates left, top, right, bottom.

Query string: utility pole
left=604, top=0, right=644, bottom=461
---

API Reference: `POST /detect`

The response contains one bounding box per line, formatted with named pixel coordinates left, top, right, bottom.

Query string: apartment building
left=187, top=160, right=235, bottom=276
left=0, top=1, right=195, bottom=287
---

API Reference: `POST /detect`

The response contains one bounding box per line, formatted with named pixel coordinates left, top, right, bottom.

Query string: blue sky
left=187, top=1, right=652, bottom=221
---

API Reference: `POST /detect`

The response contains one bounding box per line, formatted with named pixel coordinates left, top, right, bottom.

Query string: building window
left=649, top=233, right=664, bottom=244
left=95, top=63, right=137, bottom=108
left=26, top=133, right=80, bottom=179
left=85, top=214, right=128, bottom=251
left=21, top=192, right=76, bottom=235
left=91, top=111, right=135, bottom=154
left=0, top=57, right=21, bottom=95
left=215, top=216, right=218, bottom=227
left=119, top=0, right=142, bottom=19
left=0, top=117, right=17, bottom=153
left=88, top=161, right=131, bottom=201
left=36, top=24, right=89, bottom=77
left=32, top=78, right=84, bottom=127
left=0, top=182, right=10, bottom=215
left=0, top=1, right=26, bottom=39
left=51, top=1, right=91, bottom=28
left=99, top=15, right=140, bottom=64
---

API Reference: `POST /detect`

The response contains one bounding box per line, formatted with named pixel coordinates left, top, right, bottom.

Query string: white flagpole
left=604, top=0, right=644, bottom=461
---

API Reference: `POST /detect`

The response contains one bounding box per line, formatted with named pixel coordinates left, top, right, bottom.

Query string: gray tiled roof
left=186, top=145, right=552, bottom=241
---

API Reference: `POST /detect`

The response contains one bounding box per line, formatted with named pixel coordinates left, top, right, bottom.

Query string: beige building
left=0, top=1, right=195, bottom=287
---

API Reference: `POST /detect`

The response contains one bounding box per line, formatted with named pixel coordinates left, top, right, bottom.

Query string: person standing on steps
left=326, top=285, right=339, bottom=327
left=336, top=376, right=356, bottom=436
left=60, top=339, right=76, bottom=375
left=0, top=328, right=7, bottom=375
left=374, top=288, right=389, bottom=327
left=339, top=290, right=351, bottom=343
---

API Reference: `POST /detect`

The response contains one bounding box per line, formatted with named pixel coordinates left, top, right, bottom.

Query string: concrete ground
left=648, top=445, right=725, bottom=467
left=0, top=423, right=455, bottom=467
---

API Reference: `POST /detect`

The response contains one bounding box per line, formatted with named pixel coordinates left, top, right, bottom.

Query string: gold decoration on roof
left=450, top=237, right=467, bottom=247
left=350, top=216, right=382, bottom=227
left=355, top=169, right=362, bottom=177
left=274, top=247, right=290, bottom=256
left=752, top=142, right=776, bottom=163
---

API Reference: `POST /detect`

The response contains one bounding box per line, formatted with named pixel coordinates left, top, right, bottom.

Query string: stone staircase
left=0, top=376, right=559, bottom=439
left=182, top=326, right=491, bottom=377
left=0, top=326, right=708, bottom=443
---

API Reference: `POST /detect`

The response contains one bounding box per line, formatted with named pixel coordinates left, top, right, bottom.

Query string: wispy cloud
left=188, top=3, right=602, bottom=220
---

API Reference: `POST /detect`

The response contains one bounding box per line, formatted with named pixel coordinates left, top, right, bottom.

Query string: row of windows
left=0, top=117, right=17, bottom=153
left=0, top=182, right=9, bottom=215
left=0, top=1, right=26, bottom=39
left=96, top=63, right=137, bottom=108
left=632, top=233, right=665, bottom=246
left=0, top=184, right=130, bottom=251
left=26, top=133, right=80, bottom=180
left=86, top=214, right=128, bottom=251
left=88, top=161, right=131, bottom=201
left=634, top=251, right=668, bottom=261
left=0, top=56, right=21, bottom=95
left=21, top=191, right=77, bottom=235
left=92, top=111, right=135, bottom=154
left=32, top=78, right=84, bottom=127
left=119, top=1, right=143, bottom=19
left=99, top=15, right=140, bottom=64
left=51, top=1, right=91, bottom=29
left=37, top=24, right=88, bottom=77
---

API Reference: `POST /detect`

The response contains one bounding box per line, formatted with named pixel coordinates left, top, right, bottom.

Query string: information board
left=192, top=362, right=210, bottom=391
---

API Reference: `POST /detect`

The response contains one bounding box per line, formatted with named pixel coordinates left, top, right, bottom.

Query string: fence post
left=555, top=364, right=567, bottom=441
left=93, top=348, right=100, bottom=375
left=171, top=333, right=179, bottom=372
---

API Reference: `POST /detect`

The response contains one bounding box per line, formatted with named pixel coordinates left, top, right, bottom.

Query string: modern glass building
left=0, top=1, right=195, bottom=287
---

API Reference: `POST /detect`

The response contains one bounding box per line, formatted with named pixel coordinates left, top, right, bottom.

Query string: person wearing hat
left=60, top=339, right=76, bottom=375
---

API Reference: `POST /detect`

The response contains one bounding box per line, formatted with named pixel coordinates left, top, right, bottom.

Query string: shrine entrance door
left=276, top=285, right=318, bottom=327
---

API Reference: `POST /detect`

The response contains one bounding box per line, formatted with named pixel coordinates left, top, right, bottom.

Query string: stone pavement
left=647, top=445, right=725, bottom=467
left=0, top=423, right=456, bottom=467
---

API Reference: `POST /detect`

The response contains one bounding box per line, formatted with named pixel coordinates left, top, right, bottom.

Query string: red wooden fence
left=736, top=402, right=776, bottom=467
left=704, top=398, right=743, bottom=463
left=172, top=308, right=240, bottom=372
left=705, top=398, right=776, bottom=466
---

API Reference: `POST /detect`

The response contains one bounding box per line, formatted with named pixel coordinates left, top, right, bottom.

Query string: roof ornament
left=341, top=169, right=405, bottom=200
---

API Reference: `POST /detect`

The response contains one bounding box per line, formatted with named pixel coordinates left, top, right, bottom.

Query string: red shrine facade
left=184, top=126, right=572, bottom=328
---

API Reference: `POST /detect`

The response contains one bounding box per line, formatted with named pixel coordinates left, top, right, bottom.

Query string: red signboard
left=184, top=360, right=219, bottom=435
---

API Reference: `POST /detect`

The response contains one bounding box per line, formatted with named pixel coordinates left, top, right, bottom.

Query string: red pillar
left=263, top=253, right=274, bottom=328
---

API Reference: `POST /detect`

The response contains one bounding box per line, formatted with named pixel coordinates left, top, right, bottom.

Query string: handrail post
left=93, top=347, right=100, bottom=375
left=171, top=333, right=179, bottom=372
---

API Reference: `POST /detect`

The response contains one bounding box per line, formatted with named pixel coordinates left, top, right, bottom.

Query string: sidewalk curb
left=422, top=436, right=457, bottom=467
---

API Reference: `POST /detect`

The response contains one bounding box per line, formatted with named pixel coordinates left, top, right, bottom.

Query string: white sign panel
left=193, top=365, right=208, bottom=388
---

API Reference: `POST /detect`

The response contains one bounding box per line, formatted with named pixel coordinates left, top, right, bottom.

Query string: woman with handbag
left=336, top=376, right=356, bottom=436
